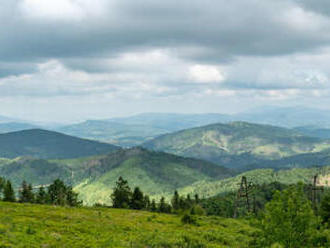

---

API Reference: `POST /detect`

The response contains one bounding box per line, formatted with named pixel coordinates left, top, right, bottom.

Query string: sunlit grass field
left=0, top=202, right=259, bottom=248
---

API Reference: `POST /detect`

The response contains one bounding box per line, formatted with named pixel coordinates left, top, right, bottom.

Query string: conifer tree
left=171, top=190, right=180, bottom=210
left=3, top=180, right=15, bottom=202
left=158, top=197, right=171, bottom=213
left=144, top=195, right=151, bottom=210
left=66, top=186, right=82, bottom=207
left=36, top=186, right=47, bottom=204
left=111, top=177, right=132, bottom=209
left=194, top=194, right=200, bottom=204
left=150, top=199, right=157, bottom=212
left=130, top=187, right=145, bottom=210
left=19, top=181, right=34, bottom=203
left=48, top=179, right=68, bottom=206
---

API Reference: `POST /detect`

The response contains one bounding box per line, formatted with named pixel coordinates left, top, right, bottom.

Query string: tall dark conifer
left=3, top=180, right=15, bottom=202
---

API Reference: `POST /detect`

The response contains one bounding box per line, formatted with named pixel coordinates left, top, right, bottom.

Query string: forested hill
left=0, top=129, right=119, bottom=159
left=143, top=121, right=330, bottom=170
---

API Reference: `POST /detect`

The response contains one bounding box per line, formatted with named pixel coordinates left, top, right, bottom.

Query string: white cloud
left=188, top=65, right=225, bottom=83
left=19, top=0, right=108, bottom=21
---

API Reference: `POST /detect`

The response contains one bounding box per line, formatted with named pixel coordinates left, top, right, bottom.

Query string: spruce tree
left=171, top=190, right=180, bottom=210
left=144, top=195, right=151, bottom=210
left=36, top=186, right=47, bottom=204
left=66, top=186, right=82, bottom=207
left=150, top=199, right=157, bottom=212
left=19, top=181, right=34, bottom=203
left=159, top=197, right=169, bottom=213
left=130, top=187, right=144, bottom=210
left=111, top=177, right=132, bottom=208
left=194, top=194, right=200, bottom=204
left=3, top=180, right=15, bottom=202
left=48, top=179, right=67, bottom=206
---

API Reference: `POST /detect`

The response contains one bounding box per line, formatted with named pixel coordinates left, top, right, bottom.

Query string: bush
left=190, top=205, right=205, bottom=216
left=181, top=214, right=197, bottom=225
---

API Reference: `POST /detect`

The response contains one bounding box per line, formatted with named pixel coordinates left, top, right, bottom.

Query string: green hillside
left=0, top=148, right=232, bottom=205
left=143, top=122, right=330, bottom=170
left=175, top=166, right=330, bottom=199
left=0, top=202, right=258, bottom=248
left=0, top=129, right=119, bottom=159
left=57, top=113, right=234, bottom=146
left=72, top=147, right=232, bottom=205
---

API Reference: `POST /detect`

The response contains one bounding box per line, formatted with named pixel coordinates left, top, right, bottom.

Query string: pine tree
left=48, top=179, right=68, bottom=206
left=194, top=194, right=200, bottom=204
left=150, top=199, right=157, bottom=212
left=111, top=177, right=132, bottom=209
left=130, top=187, right=145, bottom=210
left=158, top=197, right=168, bottom=213
left=19, top=181, right=34, bottom=203
left=66, top=186, right=82, bottom=207
left=3, top=180, right=15, bottom=202
left=171, top=190, right=180, bottom=210
left=144, top=195, right=151, bottom=210
left=36, top=186, right=47, bottom=204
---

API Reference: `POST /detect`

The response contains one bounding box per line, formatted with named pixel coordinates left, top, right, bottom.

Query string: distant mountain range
left=2, top=107, right=330, bottom=146
left=143, top=122, right=330, bottom=170
left=0, top=129, right=119, bottom=159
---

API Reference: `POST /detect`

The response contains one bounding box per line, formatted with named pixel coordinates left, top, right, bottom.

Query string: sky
left=1, top=0, right=330, bottom=122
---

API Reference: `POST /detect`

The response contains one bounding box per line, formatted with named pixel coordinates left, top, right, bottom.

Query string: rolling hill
left=0, top=147, right=232, bottom=205
left=56, top=113, right=235, bottom=146
left=71, top=147, right=233, bottom=205
left=143, top=122, right=330, bottom=170
left=295, top=126, right=330, bottom=140
left=0, top=129, right=119, bottom=159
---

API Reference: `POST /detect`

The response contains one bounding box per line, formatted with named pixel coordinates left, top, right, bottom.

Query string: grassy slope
left=143, top=122, right=330, bottom=169
left=0, top=202, right=258, bottom=248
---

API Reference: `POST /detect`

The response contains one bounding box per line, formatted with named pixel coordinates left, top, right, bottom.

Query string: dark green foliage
left=111, top=177, right=132, bottom=209
left=48, top=179, right=81, bottom=206
left=259, top=183, right=319, bottom=247
left=0, top=129, right=118, bottom=159
left=320, top=191, right=330, bottom=224
left=158, top=197, right=172, bottom=213
left=66, top=186, right=82, bottom=207
left=150, top=199, right=157, bottom=212
left=19, top=181, right=35, bottom=203
left=171, top=190, right=180, bottom=210
left=3, top=180, right=15, bottom=202
left=130, top=187, right=145, bottom=210
left=36, top=186, right=48, bottom=204
left=181, top=214, right=197, bottom=225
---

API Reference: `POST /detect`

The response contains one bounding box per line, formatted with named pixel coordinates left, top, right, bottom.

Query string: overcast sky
left=1, top=0, right=330, bottom=122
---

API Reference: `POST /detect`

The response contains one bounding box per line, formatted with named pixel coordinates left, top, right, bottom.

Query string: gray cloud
left=1, top=0, right=330, bottom=121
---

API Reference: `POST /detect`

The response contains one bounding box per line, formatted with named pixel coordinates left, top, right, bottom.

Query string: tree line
left=110, top=176, right=204, bottom=215
left=0, top=177, right=82, bottom=207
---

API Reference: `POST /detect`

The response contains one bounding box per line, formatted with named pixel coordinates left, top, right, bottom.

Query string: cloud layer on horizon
left=1, top=0, right=330, bottom=121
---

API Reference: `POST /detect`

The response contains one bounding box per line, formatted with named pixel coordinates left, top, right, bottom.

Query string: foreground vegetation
left=0, top=202, right=258, bottom=248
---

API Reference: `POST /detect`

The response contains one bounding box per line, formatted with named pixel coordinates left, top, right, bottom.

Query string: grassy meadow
left=0, top=202, right=259, bottom=248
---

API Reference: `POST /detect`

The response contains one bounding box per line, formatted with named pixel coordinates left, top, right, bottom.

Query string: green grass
left=0, top=202, right=259, bottom=248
